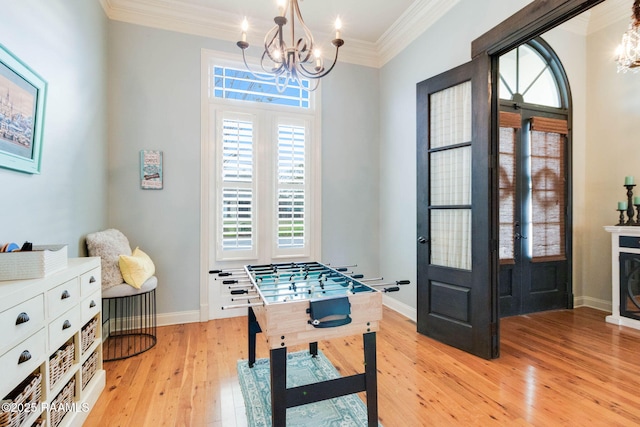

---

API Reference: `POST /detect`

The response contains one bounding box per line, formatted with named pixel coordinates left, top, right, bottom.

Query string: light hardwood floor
left=84, top=307, right=640, bottom=426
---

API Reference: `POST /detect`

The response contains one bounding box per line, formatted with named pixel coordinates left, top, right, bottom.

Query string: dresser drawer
left=47, top=278, right=80, bottom=319
left=49, top=308, right=80, bottom=351
left=81, top=290, right=101, bottom=325
left=80, top=268, right=101, bottom=297
left=0, top=294, right=45, bottom=354
left=0, top=328, right=46, bottom=398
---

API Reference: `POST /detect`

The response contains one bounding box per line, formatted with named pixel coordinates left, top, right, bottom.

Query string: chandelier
left=236, top=0, right=344, bottom=92
left=615, top=0, right=640, bottom=72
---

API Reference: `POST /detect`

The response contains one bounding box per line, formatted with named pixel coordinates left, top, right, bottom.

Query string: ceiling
left=100, top=0, right=631, bottom=68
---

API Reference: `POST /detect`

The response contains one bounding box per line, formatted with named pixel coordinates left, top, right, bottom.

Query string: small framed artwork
left=0, top=44, right=47, bottom=174
left=140, top=150, right=163, bottom=189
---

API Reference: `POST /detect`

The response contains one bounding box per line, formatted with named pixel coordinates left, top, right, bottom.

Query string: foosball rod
left=221, top=302, right=264, bottom=310
left=255, top=282, right=360, bottom=296
left=366, top=280, right=411, bottom=293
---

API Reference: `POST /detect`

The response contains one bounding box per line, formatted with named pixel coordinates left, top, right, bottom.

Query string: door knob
left=418, top=236, right=428, bottom=244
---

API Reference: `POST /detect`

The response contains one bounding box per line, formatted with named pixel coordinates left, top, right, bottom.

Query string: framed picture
left=140, top=150, right=163, bottom=189
left=0, top=44, right=47, bottom=174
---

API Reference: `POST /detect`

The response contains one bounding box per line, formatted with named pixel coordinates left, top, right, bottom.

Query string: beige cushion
left=119, top=247, right=155, bottom=289
left=86, top=229, right=132, bottom=290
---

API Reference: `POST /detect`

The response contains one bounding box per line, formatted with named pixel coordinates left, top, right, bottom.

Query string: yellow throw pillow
left=119, top=247, right=155, bottom=289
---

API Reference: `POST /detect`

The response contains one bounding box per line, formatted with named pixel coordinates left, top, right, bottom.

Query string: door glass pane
left=530, top=130, right=565, bottom=260
left=499, top=127, right=516, bottom=260
left=430, top=146, right=471, bottom=206
left=430, top=209, right=471, bottom=270
left=430, top=81, right=471, bottom=149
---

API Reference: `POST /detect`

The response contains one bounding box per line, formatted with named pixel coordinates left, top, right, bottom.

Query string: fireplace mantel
left=604, top=226, right=640, bottom=330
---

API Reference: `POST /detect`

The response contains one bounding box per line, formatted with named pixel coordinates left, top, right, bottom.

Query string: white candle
left=241, top=18, right=248, bottom=42
left=335, top=16, right=342, bottom=39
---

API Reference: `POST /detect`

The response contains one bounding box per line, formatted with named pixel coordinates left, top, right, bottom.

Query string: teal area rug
left=237, top=350, right=381, bottom=427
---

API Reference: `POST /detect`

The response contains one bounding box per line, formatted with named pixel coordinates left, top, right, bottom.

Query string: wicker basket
left=81, top=351, right=98, bottom=390
left=31, top=418, right=45, bottom=427
left=0, top=373, right=42, bottom=427
left=81, top=318, right=97, bottom=353
left=0, top=245, right=67, bottom=281
left=49, top=341, right=75, bottom=389
left=49, top=378, right=74, bottom=427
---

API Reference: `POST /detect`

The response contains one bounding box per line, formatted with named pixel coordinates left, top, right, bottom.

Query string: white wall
left=583, top=16, right=640, bottom=308
left=107, top=21, right=381, bottom=317
left=0, top=0, right=108, bottom=255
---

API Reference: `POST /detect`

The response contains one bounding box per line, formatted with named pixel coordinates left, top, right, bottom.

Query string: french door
left=498, top=106, right=571, bottom=317
left=416, top=57, right=499, bottom=359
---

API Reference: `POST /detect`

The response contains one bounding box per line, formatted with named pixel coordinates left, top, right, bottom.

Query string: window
left=207, top=55, right=320, bottom=263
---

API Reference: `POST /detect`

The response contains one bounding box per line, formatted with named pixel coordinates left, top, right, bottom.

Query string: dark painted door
left=417, top=57, right=499, bottom=359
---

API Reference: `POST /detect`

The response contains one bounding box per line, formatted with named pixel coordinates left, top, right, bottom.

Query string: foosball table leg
left=248, top=307, right=261, bottom=368
left=363, top=332, right=378, bottom=427
left=270, top=347, right=287, bottom=427
left=309, top=341, right=318, bottom=357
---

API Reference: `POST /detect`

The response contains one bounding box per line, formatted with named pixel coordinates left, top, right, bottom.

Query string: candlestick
left=618, top=209, right=626, bottom=226
left=625, top=184, right=636, bottom=225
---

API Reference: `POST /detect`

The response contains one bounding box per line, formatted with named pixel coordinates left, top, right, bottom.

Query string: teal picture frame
left=0, top=44, right=47, bottom=174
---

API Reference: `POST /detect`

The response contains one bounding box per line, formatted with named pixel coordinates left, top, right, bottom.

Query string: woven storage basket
left=81, top=351, right=99, bottom=390
left=81, top=318, right=98, bottom=353
left=0, top=245, right=67, bottom=281
left=49, top=378, right=74, bottom=427
left=49, top=341, right=75, bottom=389
left=0, top=373, right=42, bottom=427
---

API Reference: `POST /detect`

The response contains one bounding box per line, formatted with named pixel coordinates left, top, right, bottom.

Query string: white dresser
left=0, top=257, right=105, bottom=427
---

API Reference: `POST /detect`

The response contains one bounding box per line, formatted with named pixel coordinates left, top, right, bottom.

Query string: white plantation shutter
left=277, top=124, right=306, bottom=249
left=217, top=115, right=256, bottom=258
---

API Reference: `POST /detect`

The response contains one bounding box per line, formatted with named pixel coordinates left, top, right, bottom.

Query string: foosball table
left=215, top=261, right=409, bottom=427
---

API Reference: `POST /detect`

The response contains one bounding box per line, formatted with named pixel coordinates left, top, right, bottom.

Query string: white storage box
left=0, top=245, right=68, bottom=281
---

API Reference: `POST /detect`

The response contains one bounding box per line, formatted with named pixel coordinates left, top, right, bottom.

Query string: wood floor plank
left=84, top=307, right=640, bottom=426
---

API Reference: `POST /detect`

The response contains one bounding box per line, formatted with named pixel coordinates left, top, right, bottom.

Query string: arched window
left=499, top=38, right=569, bottom=108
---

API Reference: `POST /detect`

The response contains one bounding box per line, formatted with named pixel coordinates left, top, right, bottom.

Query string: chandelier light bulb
left=335, top=16, right=342, bottom=40
left=241, top=18, right=248, bottom=42
left=277, top=0, right=286, bottom=16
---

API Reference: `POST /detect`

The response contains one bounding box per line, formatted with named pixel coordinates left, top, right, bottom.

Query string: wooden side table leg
left=363, top=332, right=378, bottom=427
left=271, top=347, right=287, bottom=426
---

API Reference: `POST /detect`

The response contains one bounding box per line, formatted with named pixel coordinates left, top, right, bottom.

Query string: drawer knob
left=89, top=276, right=96, bottom=283
left=62, top=320, right=72, bottom=330
left=15, top=312, right=30, bottom=325
left=18, top=350, right=32, bottom=364
left=89, top=300, right=96, bottom=308
left=61, top=290, right=71, bottom=300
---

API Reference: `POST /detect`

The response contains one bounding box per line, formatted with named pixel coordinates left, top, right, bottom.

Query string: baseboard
left=382, top=296, right=417, bottom=323
left=157, top=310, right=201, bottom=327
left=573, top=296, right=611, bottom=312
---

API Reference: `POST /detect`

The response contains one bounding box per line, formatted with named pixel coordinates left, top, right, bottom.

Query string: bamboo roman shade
left=498, top=112, right=520, bottom=262
left=530, top=116, right=567, bottom=261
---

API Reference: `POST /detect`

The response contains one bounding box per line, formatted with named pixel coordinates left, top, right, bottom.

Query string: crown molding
left=376, top=0, right=460, bottom=67
left=100, top=0, right=459, bottom=69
